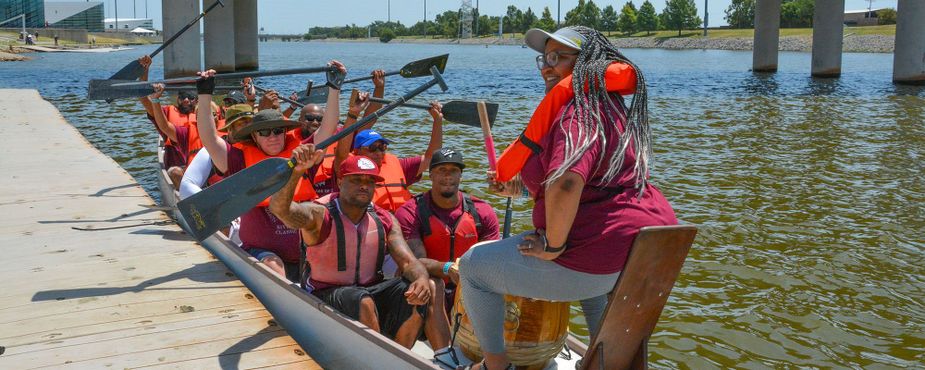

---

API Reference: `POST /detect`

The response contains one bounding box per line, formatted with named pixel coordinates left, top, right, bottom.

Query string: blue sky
left=106, top=0, right=898, bottom=34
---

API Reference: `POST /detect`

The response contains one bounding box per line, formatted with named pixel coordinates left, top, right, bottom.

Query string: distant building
left=45, top=1, right=103, bottom=32
left=844, top=8, right=887, bottom=27
left=0, top=0, right=45, bottom=28
left=104, top=17, right=152, bottom=32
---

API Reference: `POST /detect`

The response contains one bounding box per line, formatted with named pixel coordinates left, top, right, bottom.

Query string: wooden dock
left=0, top=89, right=320, bottom=369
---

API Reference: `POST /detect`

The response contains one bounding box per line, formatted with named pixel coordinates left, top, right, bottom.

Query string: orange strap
left=495, top=62, right=636, bottom=182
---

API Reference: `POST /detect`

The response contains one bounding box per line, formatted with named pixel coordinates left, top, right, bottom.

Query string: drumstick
left=477, top=101, right=497, bottom=171
left=478, top=101, right=512, bottom=238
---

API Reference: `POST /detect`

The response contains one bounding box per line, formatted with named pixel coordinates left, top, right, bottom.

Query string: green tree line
left=304, top=0, right=896, bottom=42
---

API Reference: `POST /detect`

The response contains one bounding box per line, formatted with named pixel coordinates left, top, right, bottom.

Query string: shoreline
left=308, top=34, right=895, bottom=54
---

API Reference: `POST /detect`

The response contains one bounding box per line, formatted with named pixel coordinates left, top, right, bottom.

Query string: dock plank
left=0, top=90, right=314, bottom=369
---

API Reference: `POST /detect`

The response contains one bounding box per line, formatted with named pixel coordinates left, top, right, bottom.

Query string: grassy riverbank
left=0, top=30, right=157, bottom=56
left=310, top=25, right=896, bottom=53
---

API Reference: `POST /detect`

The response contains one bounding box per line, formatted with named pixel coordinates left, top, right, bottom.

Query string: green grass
left=609, top=24, right=895, bottom=39
left=387, top=24, right=894, bottom=42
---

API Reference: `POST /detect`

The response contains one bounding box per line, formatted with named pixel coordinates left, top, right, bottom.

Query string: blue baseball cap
left=353, top=129, right=392, bottom=149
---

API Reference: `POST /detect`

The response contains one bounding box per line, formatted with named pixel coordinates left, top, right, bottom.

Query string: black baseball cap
left=223, top=90, right=246, bottom=105
left=429, top=148, right=465, bottom=171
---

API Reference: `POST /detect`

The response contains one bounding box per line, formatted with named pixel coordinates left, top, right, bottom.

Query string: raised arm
left=142, top=84, right=178, bottom=142
left=358, top=69, right=386, bottom=131
left=386, top=213, right=432, bottom=305
left=333, top=90, right=370, bottom=181
left=312, top=60, right=347, bottom=145
left=416, top=101, right=444, bottom=176
left=269, top=144, right=327, bottom=242
left=194, top=70, right=230, bottom=173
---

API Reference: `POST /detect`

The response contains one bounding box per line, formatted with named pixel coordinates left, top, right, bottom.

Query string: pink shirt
left=313, top=194, right=395, bottom=242
left=395, top=191, right=500, bottom=243
left=520, top=94, right=677, bottom=274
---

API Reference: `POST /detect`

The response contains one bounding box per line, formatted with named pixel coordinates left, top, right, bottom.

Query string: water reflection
left=2, top=43, right=924, bottom=368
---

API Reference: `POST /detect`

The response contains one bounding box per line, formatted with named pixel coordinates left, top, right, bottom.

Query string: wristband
left=442, top=262, right=453, bottom=275
left=347, top=111, right=359, bottom=120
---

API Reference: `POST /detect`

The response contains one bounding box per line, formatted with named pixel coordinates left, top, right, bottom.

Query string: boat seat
left=578, top=225, right=698, bottom=370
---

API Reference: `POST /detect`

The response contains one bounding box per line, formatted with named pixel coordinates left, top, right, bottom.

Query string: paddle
left=108, top=0, right=225, bottom=81
left=177, top=66, right=449, bottom=241
left=368, top=97, right=497, bottom=128
left=88, top=65, right=338, bottom=100
left=477, top=101, right=513, bottom=238
left=302, top=54, right=449, bottom=94
left=252, top=85, right=304, bottom=108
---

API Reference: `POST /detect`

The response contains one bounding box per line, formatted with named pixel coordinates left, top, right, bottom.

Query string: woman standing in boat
left=456, top=26, right=677, bottom=370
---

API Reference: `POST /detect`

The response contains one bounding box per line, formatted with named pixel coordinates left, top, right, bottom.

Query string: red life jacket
left=304, top=194, right=386, bottom=290
left=495, top=62, right=636, bottom=182
left=242, top=131, right=318, bottom=207
left=373, top=153, right=413, bottom=212
left=416, top=192, right=483, bottom=263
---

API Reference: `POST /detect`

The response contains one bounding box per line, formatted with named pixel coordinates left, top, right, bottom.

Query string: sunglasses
left=361, top=143, right=388, bottom=153
left=300, top=114, right=323, bottom=122
left=535, top=50, right=579, bottom=70
left=256, top=127, right=286, bottom=137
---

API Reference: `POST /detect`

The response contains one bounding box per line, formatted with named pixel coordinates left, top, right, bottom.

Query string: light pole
left=388, top=0, right=391, bottom=23
left=703, top=0, right=708, bottom=36
left=475, top=0, right=479, bottom=36
left=114, top=0, right=119, bottom=32
left=557, top=0, right=561, bottom=28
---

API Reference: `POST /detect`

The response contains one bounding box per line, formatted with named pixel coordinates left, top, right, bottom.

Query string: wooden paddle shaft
left=477, top=101, right=498, bottom=171
left=253, top=85, right=302, bottom=107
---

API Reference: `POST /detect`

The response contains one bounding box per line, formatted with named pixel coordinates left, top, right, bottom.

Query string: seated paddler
left=270, top=153, right=448, bottom=350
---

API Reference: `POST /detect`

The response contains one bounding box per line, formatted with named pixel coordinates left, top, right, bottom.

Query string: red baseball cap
left=339, top=155, right=384, bottom=182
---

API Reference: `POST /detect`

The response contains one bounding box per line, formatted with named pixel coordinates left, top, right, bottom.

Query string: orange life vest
left=242, top=131, right=318, bottom=207
left=185, top=118, right=226, bottom=166
left=373, top=153, right=413, bottom=212
left=164, top=105, right=196, bottom=127
left=416, top=192, right=483, bottom=264
left=304, top=194, right=386, bottom=290
left=312, top=144, right=338, bottom=184
left=495, top=62, right=637, bottom=182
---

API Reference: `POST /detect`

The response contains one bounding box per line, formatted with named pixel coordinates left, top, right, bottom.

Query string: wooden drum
left=452, top=288, right=570, bottom=370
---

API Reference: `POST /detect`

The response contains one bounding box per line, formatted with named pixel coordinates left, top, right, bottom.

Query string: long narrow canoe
left=155, top=144, right=588, bottom=369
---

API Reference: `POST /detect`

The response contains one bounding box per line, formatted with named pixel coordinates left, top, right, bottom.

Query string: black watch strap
left=543, top=243, right=566, bottom=253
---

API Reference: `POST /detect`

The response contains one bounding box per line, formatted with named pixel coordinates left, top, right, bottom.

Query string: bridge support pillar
left=162, top=0, right=200, bottom=78
left=811, top=0, right=844, bottom=78
left=893, top=0, right=925, bottom=85
left=203, top=0, right=236, bottom=72
left=234, top=0, right=259, bottom=71
left=752, top=0, right=781, bottom=72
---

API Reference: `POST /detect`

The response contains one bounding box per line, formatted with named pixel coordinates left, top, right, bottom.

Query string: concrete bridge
left=160, top=0, right=924, bottom=84
left=753, top=0, right=924, bottom=84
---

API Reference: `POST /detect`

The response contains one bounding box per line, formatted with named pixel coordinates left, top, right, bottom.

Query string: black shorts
left=313, top=278, right=427, bottom=339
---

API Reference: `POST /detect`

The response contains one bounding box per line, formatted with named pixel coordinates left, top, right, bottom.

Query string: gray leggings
left=457, top=232, right=620, bottom=354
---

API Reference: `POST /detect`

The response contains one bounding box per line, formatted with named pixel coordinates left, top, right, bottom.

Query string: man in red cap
left=270, top=150, right=448, bottom=350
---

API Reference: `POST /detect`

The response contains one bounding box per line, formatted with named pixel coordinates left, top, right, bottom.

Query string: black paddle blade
left=88, top=79, right=155, bottom=100
left=108, top=59, right=145, bottom=80
left=442, top=101, right=498, bottom=128
left=178, top=157, right=294, bottom=241
left=295, top=87, right=329, bottom=105
left=399, top=54, right=449, bottom=78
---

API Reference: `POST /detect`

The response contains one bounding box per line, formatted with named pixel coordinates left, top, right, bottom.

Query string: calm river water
left=1, top=42, right=923, bottom=368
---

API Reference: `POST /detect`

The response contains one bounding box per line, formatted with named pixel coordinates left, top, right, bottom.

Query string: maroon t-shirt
left=148, top=112, right=186, bottom=168
left=395, top=191, right=500, bottom=243
left=520, top=94, right=678, bottom=274
left=224, top=143, right=302, bottom=263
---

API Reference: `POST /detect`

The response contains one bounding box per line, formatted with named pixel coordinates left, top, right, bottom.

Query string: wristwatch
left=539, top=231, right=566, bottom=253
